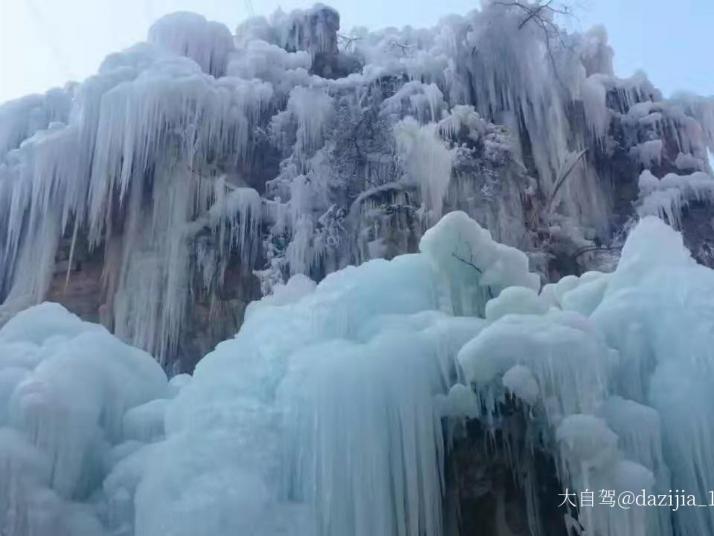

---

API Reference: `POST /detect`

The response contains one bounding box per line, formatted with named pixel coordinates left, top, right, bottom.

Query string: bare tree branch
left=492, top=0, right=576, bottom=90
left=451, top=252, right=496, bottom=300
left=389, top=39, right=416, bottom=56
left=451, top=252, right=483, bottom=274
left=517, top=0, right=553, bottom=30
left=547, top=148, right=587, bottom=213
left=337, top=33, right=362, bottom=52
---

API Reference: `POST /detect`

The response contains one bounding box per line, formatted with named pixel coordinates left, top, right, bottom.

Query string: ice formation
left=2, top=212, right=714, bottom=535
left=1, top=2, right=713, bottom=367
left=148, top=13, right=235, bottom=77
left=0, top=303, right=168, bottom=536
left=637, top=169, right=714, bottom=228
left=3, top=3, right=714, bottom=534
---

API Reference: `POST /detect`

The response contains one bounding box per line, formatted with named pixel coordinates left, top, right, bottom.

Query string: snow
left=394, top=117, right=454, bottom=221
left=437, top=105, right=489, bottom=143
left=637, top=169, right=714, bottom=228
left=285, top=86, right=334, bottom=156
left=382, top=81, right=445, bottom=124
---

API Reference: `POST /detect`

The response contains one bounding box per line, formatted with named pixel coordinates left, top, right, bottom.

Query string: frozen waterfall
left=1, top=3, right=712, bottom=367
left=2, top=1, right=714, bottom=535
left=2, top=212, right=714, bottom=535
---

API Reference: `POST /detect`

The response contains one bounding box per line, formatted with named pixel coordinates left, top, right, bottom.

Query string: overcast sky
left=1, top=0, right=712, bottom=104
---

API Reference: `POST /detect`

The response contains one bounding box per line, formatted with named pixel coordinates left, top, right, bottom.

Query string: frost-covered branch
left=389, top=39, right=416, bottom=56
left=493, top=0, right=573, bottom=28
left=493, top=0, right=576, bottom=89
left=337, top=32, right=362, bottom=52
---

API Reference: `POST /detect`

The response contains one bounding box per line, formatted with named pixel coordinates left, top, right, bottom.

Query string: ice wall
left=4, top=213, right=714, bottom=535
left=1, top=2, right=713, bottom=369
left=0, top=303, right=168, bottom=536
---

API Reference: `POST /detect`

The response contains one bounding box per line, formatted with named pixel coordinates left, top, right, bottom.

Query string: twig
left=492, top=1, right=575, bottom=90
left=337, top=33, right=362, bottom=52
left=451, top=252, right=495, bottom=299
left=452, top=252, right=483, bottom=274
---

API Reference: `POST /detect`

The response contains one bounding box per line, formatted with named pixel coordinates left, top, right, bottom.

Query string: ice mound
left=0, top=303, right=168, bottom=536
left=3, top=214, right=714, bottom=536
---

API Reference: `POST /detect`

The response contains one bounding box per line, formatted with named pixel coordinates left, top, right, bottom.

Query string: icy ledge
left=2, top=212, right=714, bottom=536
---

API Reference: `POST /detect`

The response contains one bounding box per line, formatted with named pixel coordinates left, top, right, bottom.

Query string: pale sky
left=0, top=0, right=712, bottom=104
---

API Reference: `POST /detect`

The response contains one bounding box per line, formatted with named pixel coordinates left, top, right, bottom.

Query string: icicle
left=581, top=75, right=610, bottom=143
left=286, top=86, right=334, bottom=157
left=382, top=81, right=445, bottom=123
left=630, top=139, right=663, bottom=169
left=0, top=304, right=167, bottom=536
left=148, top=12, right=235, bottom=77
left=394, top=117, right=454, bottom=222
left=637, top=169, right=714, bottom=228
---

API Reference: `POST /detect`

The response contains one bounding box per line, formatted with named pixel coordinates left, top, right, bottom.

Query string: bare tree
left=337, top=33, right=362, bottom=53
left=494, top=1, right=574, bottom=30
left=492, top=1, right=578, bottom=88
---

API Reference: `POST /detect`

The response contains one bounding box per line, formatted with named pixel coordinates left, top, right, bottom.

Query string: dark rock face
left=45, top=234, right=262, bottom=374
left=681, top=203, right=714, bottom=267
left=46, top=236, right=105, bottom=324
left=445, top=412, right=570, bottom=536
left=174, top=258, right=261, bottom=373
